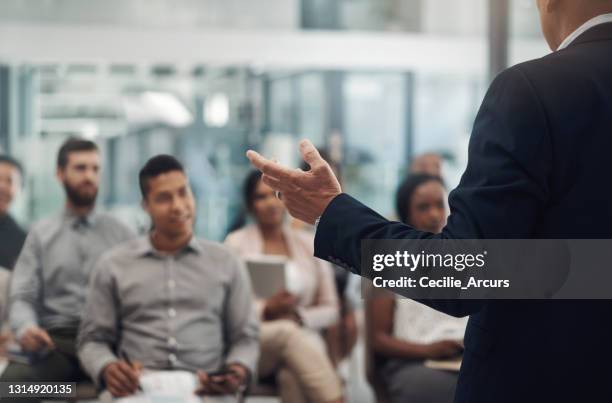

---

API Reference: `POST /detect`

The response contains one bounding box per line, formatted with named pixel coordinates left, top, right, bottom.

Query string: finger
left=195, top=370, right=210, bottom=395
left=245, top=150, right=268, bottom=171
left=194, top=386, right=208, bottom=396
left=19, top=334, right=34, bottom=350
left=132, top=360, right=144, bottom=373
left=262, top=174, right=298, bottom=193
left=26, top=335, right=43, bottom=352
left=197, top=370, right=209, bottom=383
left=116, top=362, right=139, bottom=390
left=107, top=376, right=131, bottom=397
left=247, top=151, right=298, bottom=185
left=223, top=374, right=241, bottom=391
left=33, top=331, right=55, bottom=349
left=299, top=139, right=325, bottom=169
left=207, top=380, right=228, bottom=395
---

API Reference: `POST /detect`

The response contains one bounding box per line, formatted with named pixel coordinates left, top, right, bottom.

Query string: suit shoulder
left=506, top=47, right=601, bottom=89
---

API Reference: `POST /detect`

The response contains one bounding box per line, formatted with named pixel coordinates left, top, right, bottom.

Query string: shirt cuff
left=80, top=345, right=118, bottom=388
left=225, top=345, right=258, bottom=380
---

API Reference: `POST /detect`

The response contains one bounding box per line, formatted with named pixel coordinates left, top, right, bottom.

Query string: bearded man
left=1, top=137, right=133, bottom=394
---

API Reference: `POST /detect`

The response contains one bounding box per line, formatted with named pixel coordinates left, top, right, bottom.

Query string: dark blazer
left=315, top=23, right=612, bottom=403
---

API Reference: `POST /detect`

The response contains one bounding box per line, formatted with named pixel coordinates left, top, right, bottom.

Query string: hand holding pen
left=101, top=352, right=143, bottom=397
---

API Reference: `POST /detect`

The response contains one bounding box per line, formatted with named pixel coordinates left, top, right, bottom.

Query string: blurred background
left=0, top=1, right=552, bottom=402
left=0, top=0, right=549, bottom=241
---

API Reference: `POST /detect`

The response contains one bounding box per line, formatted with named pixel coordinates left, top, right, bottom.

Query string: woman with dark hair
left=367, top=173, right=467, bottom=403
left=394, top=174, right=446, bottom=233
left=225, top=170, right=343, bottom=403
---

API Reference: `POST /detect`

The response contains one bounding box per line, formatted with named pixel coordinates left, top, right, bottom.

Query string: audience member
left=409, top=153, right=443, bottom=177
left=225, top=170, right=343, bottom=403
left=78, top=155, right=259, bottom=401
left=367, top=174, right=467, bottom=403
left=1, top=138, right=133, bottom=393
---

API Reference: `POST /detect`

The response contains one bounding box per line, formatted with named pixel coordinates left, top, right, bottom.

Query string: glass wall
left=2, top=0, right=494, bottom=242
left=303, top=0, right=487, bottom=35
left=0, top=0, right=299, bottom=30
left=413, top=72, right=487, bottom=189
left=509, top=0, right=550, bottom=64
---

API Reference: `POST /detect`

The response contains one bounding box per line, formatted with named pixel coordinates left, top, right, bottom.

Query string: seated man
left=77, top=155, right=259, bottom=402
left=2, top=138, right=133, bottom=392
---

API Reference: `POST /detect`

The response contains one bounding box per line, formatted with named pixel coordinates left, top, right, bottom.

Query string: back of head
left=537, top=0, right=612, bottom=50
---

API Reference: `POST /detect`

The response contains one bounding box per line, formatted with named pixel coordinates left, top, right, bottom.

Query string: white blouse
left=224, top=225, right=339, bottom=330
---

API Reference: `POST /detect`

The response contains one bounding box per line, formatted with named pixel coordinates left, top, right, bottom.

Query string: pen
left=121, top=351, right=143, bottom=392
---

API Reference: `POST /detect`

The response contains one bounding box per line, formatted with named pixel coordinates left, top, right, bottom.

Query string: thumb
left=299, top=139, right=325, bottom=169
left=197, top=370, right=209, bottom=383
left=132, top=360, right=144, bottom=374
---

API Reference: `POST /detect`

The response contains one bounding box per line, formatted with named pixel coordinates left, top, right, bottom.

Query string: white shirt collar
left=557, top=13, right=612, bottom=51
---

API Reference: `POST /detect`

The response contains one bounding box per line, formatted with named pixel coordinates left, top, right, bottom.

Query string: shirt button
left=168, top=308, right=177, bottom=318
left=168, top=353, right=177, bottom=364
left=168, top=337, right=177, bottom=347
left=168, top=280, right=176, bottom=289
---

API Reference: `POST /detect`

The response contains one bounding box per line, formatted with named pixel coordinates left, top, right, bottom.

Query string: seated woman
left=367, top=173, right=468, bottom=403
left=225, top=170, right=343, bottom=403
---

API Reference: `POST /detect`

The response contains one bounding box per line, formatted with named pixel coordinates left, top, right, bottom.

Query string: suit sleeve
left=314, top=66, right=552, bottom=317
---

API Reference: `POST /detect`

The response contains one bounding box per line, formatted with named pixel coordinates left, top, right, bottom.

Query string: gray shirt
left=9, top=210, right=134, bottom=338
left=77, top=236, right=259, bottom=385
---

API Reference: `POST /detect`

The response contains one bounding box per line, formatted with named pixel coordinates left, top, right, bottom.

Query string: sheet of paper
left=140, top=370, right=198, bottom=395
left=113, top=371, right=237, bottom=403
left=424, top=358, right=462, bottom=372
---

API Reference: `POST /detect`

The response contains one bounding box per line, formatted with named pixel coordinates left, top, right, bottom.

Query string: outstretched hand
left=246, top=139, right=342, bottom=225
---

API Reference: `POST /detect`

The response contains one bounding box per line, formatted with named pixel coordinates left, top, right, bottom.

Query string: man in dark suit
left=247, top=1, right=612, bottom=401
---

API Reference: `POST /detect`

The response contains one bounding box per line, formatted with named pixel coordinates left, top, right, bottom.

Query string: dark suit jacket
left=315, top=23, right=612, bottom=403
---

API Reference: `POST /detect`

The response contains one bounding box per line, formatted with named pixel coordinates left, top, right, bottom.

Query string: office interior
left=0, top=1, right=549, bottom=402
